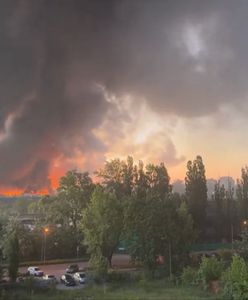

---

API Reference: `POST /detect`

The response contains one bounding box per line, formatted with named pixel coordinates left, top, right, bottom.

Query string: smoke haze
left=0, top=1, right=248, bottom=192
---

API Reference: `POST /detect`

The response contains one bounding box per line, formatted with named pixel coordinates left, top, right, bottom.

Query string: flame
left=0, top=186, right=51, bottom=196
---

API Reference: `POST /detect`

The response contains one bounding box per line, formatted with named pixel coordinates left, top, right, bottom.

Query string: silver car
left=27, top=266, right=44, bottom=277
left=43, top=274, right=57, bottom=284
left=73, top=272, right=86, bottom=284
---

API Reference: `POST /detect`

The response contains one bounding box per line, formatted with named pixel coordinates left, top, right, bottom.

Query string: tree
left=0, top=217, right=4, bottom=282
left=97, top=156, right=136, bottom=199
left=185, top=155, right=208, bottom=237
left=29, top=171, right=95, bottom=259
left=82, top=186, right=123, bottom=270
left=213, top=181, right=227, bottom=241
left=237, top=166, right=248, bottom=220
left=125, top=191, right=195, bottom=274
left=145, top=163, right=171, bottom=198
left=6, top=232, right=19, bottom=282
left=236, top=230, right=248, bottom=262
left=213, top=179, right=236, bottom=242
left=57, top=170, right=94, bottom=231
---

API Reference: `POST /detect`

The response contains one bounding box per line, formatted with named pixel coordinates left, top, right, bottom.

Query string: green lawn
left=1, top=280, right=221, bottom=300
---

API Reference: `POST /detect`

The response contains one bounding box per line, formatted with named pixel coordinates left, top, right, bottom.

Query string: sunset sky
left=0, top=1, right=248, bottom=194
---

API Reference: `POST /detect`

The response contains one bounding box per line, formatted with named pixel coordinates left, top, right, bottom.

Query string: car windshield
left=34, top=268, right=40, bottom=271
left=79, top=273, right=85, bottom=278
left=65, top=274, right=73, bottom=280
left=70, top=265, right=77, bottom=269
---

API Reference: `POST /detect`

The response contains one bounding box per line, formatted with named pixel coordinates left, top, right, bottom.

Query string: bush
left=89, top=254, right=108, bottom=282
left=181, top=266, right=198, bottom=286
left=219, top=250, right=233, bottom=266
left=197, top=256, right=224, bottom=288
left=190, top=253, right=201, bottom=267
left=107, top=271, right=132, bottom=283
left=222, top=255, right=248, bottom=300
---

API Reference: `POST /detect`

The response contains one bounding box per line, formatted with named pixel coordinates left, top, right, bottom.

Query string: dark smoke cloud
left=0, top=0, right=247, bottom=190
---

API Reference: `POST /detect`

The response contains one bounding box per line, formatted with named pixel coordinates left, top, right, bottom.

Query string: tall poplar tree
left=237, top=166, right=248, bottom=220
left=185, top=155, right=207, bottom=237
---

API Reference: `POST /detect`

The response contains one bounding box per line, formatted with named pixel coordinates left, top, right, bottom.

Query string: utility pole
left=169, top=240, right=172, bottom=279
left=231, top=223, right=234, bottom=251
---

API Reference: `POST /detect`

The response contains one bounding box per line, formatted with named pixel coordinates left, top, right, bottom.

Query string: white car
left=27, top=266, right=44, bottom=277
left=73, top=272, right=86, bottom=284
left=43, top=274, right=57, bottom=284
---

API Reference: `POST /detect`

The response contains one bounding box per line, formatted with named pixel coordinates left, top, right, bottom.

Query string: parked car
left=27, top=266, right=44, bottom=277
left=60, top=274, right=76, bottom=286
left=43, top=274, right=57, bottom=284
left=66, top=264, right=79, bottom=274
left=73, top=272, right=86, bottom=284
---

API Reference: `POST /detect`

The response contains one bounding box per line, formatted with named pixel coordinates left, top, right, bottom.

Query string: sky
left=0, top=0, right=248, bottom=194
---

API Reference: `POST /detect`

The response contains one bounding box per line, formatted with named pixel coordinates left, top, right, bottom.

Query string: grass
left=0, top=280, right=222, bottom=300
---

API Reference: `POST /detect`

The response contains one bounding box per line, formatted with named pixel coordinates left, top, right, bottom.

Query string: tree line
left=1, top=155, right=248, bottom=280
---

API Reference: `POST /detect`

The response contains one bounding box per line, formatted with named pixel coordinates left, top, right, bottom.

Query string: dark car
left=60, top=274, right=76, bottom=286
left=66, top=264, right=79, bottom=274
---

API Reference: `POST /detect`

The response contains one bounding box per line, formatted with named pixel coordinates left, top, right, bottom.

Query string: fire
left=0, top=187, right=24, bottom=197
left=49, top=165, right=66, bottom=190
left=0, top=186, right=51, bottom=197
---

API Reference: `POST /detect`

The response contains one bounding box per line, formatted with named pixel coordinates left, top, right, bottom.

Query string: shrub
left=197, top=256, right=224, bottom=288
left=190, top=253, right=201, bottom=267
left=219, top=250, right=233, bottom=266
left=107, top=271, right=132, bottom=283
left=89, top=254, right=108, bottom=281
left=222, top=255, right=248, bottom=300
left=181, top=266, right=198, bottom=286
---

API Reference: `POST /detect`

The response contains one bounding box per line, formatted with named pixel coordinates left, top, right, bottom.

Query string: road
left=19, top=254, right=131, bottom=279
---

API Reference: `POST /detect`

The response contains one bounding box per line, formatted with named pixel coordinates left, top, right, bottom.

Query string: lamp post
left=242, top=220, right=248, bottom=232
left=43, top=227, right=49, bottom=263
left=231, top=223, right=234, bottom=251
left=76, top=245, right=79, bottom=260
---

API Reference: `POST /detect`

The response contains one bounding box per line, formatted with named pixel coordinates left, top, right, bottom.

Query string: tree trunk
left=107, top=253, right=113, bottom=268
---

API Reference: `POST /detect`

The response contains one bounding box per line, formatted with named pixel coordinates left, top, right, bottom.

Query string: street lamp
left=43, top=227, right=49, bottom=263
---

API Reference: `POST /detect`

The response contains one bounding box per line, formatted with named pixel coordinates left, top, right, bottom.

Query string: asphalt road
left=19, top=261, right=88, bottom=278
left=19, top=254, right=131, bottom=280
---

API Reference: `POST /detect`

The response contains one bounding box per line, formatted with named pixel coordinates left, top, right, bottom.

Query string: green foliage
left=27, top=171, right=95, bottom=260
left=97, top=157, right=172, bottom=201
left=213, top=181, right=236, bottom=242
left=197, top=256, right=224, bottom=288
left=0, top=279, right=220, bottom=300
left=96, top=156, right=135, bottom=199
left=56, top=170, right=94, bottom=231
left=236, top=230, right=248, bottom=262
left=218, top=250, right=233, bottom=266
left=125, top=191, right=195, bottom=274
left=237, top=166, right=248, bottom=220
left=185, top=155, right=207, bottom=236
left=106, top=270, right=132, bottom=283
left=82, top=186, right=123, bottom=272
left=2, top=219, right=20, bottom=282
left=89, top=254, right=108, bottom=279
left=5, top=232, right=20, bottom=282
left=222, top=255, right=248, bottom=300
left=181, top=266, right=198, bottom=286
